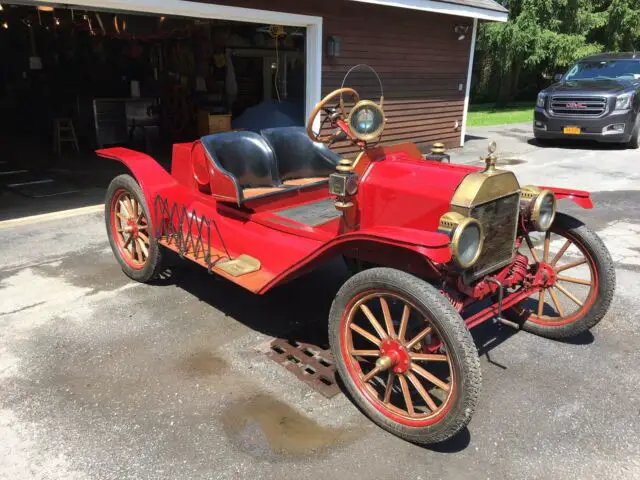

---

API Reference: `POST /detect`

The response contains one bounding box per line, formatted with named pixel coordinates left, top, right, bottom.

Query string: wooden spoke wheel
left=509, top=212, right=615, bottom=339
left=111, top=189, right=150, bottom=269
left=329, top=268, right=480, bottom=445
left=106, top=174, right=164, bottom=283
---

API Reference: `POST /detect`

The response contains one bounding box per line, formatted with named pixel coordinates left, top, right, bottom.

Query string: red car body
left=100, top=78, right=613, bottom=446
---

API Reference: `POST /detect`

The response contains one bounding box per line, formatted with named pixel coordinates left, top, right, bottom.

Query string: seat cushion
left=261, top=126, right=340, bottom=182
left=201, top=131, right=278, bottom=188
left=242, top=186, right=287, bottom=200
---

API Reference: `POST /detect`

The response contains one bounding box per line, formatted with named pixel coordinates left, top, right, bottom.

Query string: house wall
left=208, top=0, right=474, bottom=153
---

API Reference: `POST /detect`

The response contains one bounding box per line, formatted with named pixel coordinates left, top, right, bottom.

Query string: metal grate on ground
left=266, top=337, right=340, bottom=398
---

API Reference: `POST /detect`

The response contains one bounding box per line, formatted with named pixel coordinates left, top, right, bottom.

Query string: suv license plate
left=563, top=126, right=581, bottom=135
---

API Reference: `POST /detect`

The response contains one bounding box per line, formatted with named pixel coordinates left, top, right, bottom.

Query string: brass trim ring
left=439, top=212, right=484, bottom=269
left=530, top=189, right=557, bottom=231
left=346, top=100, right=387, bottom=142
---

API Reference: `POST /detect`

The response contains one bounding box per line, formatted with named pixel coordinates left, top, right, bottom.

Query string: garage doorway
left=0, top=1, right=321, bottom=221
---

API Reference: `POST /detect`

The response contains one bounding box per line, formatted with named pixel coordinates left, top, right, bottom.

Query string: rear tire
left=105, top=174, right=164, bottom=283
left=329, top=268, right=481, bottom=445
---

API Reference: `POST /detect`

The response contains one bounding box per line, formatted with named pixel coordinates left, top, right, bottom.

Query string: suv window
left=564, top=60, right=640, bottom=81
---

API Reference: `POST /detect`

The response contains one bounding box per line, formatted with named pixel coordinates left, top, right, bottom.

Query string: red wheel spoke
left=406, top=326, right=432, bottom=350
left=410, top=353, right=448, bottom=362
left=126, top=198, right=136, bottom=218
left=350, top=323, right=382, bottom=346
left=537, top=288, right=546, bottom=317
left=398, top=375, right=415, bottom=415
left=380, top=297, right=396, bottom=338
left=116, top=212, right=128, bottom=222
left=138, top=231, right=150, bottom=243
left=118, top=200, right=130, bottom=217
left=398, top=304, right=410, bottom=341
left=556, top=258, right=587, bottom=273
left=548, top=287, right=565, bottom=317
left=543, top=231, right=551, bottom=263
left=360, top=304, right=388, bottom=339
left=362, top=365, right=382, bottom=383
left=557, top=274, right=592, bottom=286
left=550, top=239, right=572, bottom=266
left=123, top=234, right=133, bottom=248
left=525, top=235, right=540, bottom=263
left=351, top=350, right=380, bottom=357
left=411, top=363, right=450, bottom=392
left=130, top=236, right=138, bottom=261
left=555, top=283, right=584, bottom=307
left=383, top=373, right=395, bottom=404
left=407, top=372, right=438, bottom=412
left=137, top=238, right=149, bottom=259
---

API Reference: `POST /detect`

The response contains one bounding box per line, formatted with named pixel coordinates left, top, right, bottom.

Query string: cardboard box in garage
left=197, top=111, right=232, bottom=136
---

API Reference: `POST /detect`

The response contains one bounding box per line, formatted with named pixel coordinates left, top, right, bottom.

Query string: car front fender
left=540, top=186, right=593, bottom=209
left=258, top=226, right=452, bottom=294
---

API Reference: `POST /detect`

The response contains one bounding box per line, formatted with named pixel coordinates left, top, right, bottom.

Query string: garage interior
left=0, top=3, right=306, bottom=214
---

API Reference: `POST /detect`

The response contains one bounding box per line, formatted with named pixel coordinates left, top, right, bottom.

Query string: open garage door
left=0, top=1, right=321, bottom=221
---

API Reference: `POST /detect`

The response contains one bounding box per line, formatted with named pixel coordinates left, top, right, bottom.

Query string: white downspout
left=460, top=18, right=478, bottom=147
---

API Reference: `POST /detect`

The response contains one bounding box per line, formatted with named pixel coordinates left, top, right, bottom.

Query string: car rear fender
left=97, top=147, right=178, bottom=202
left=540, top=186, right=593, bottom=209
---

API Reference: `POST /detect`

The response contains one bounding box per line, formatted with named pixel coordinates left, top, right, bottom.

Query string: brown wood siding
left=202, top=0, right=473, bottom=153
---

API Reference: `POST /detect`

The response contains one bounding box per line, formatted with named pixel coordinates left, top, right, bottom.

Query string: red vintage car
left=99, top=70, right=615, bottom=445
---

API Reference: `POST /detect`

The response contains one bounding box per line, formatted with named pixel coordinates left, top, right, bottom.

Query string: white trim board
left=348, top=0, right=508, bottom=21
left=21, top=0, right=323, bottom=129
left=460, top=17, right=478, bottom=146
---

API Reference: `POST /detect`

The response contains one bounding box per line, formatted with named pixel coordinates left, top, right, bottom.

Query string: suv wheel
left=628, top=115, right=639, bottom=149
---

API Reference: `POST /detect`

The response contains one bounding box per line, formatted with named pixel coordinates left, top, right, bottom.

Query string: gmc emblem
left=566, top=102, right=587, bottom=109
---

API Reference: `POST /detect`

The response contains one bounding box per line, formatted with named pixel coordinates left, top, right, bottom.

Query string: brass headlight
left=347, top=100, right=386, bottom=142
left=521, top=186, right=557, bottom=231
left=438, top=212, right=484, bottom=269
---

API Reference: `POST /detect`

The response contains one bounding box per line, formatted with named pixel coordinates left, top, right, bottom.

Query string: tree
left=473, top=0, right=640, bottom=104
left=603, top=0, right=640, bottom=51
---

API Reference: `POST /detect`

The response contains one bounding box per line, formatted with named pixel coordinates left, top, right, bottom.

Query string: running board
left=158, top=237, right=262, bottom=277
left=217, top=254, right=261, bottom=276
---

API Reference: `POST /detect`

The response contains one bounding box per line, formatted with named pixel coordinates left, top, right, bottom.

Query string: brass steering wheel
left=306, top=88, right=360, bottom=143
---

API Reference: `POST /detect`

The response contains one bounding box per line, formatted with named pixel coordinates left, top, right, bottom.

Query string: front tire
left=105, top=174, right=164, bottom=282
left=508, top=213, right=615, bottom=339
left=329, top=268, right=481, bottom=445
left=628, top=116, right=639, bottom=149
left=534, top=135, right=555, bottom=147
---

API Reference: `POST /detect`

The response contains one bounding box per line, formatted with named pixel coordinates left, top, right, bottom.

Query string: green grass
left=467, top=103, right=534, bottom=127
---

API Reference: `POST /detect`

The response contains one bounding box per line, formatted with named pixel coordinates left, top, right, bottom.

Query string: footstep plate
left=216, top=254, right=261, bottom=277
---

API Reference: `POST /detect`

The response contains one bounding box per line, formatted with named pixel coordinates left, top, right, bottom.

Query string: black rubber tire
left=105, top=174, right=164, bottom=283
left=534, top=135, right=554, bottom=147
left=511, top=213, right=615, bottom=339
left=628, top=115, right=639, bottom=149
left=328, top=268, right=481, bottom=445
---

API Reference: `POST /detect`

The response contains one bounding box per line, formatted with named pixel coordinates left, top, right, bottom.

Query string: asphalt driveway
left=1, top=124, right=639, bottom=479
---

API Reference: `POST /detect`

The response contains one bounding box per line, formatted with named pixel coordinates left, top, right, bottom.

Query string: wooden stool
left=53, top=118, right=80, bottom=155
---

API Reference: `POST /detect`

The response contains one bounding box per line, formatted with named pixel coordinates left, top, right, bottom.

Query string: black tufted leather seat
left=201, top=131, right=279, bottom=189
left=261, top=127, right=340, bottom=185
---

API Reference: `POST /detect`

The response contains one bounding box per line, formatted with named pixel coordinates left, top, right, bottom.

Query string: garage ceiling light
left=37, top=5, right=54, bottom=12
